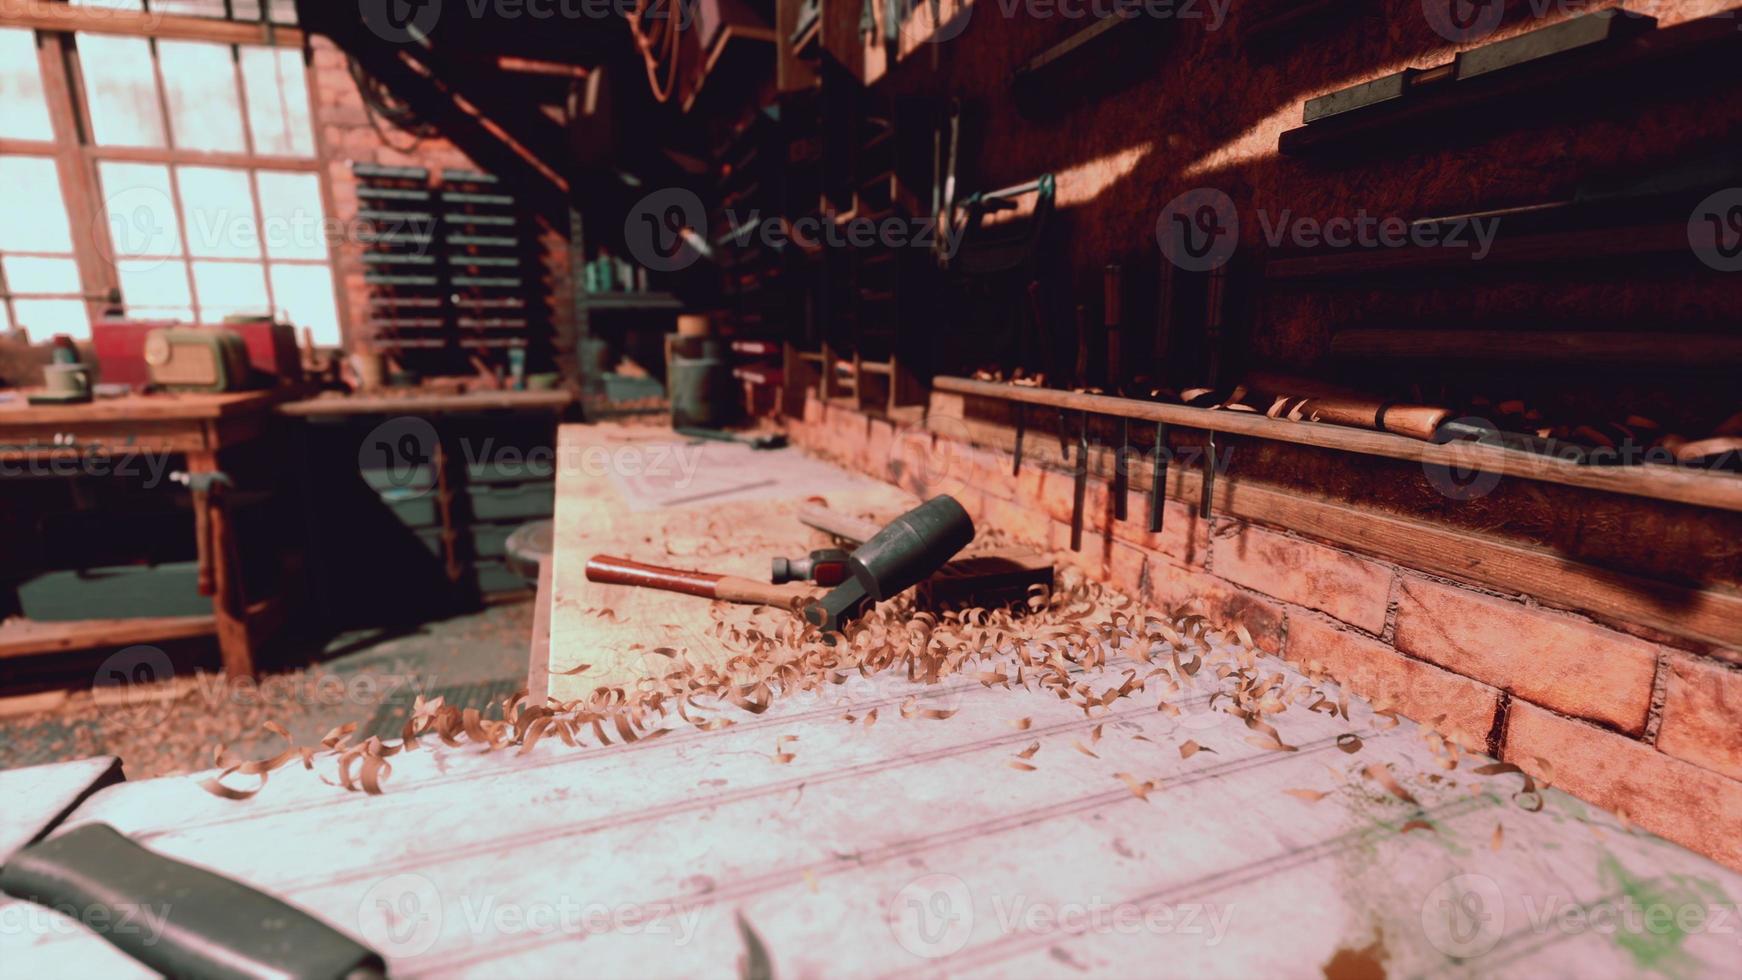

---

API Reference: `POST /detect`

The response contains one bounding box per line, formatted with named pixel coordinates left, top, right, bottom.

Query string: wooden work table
left=0, top=389, right=285, bottom=677
left=7, top=424, right=1741, bottom=977
left=541, top=422, right=910, bottom=697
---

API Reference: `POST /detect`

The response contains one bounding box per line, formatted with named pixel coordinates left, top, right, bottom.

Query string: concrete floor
left=0, top=599, right=535, bottom=780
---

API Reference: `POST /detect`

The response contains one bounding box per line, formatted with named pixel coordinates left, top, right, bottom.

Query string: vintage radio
left=143, top=327, right=255, bottom=392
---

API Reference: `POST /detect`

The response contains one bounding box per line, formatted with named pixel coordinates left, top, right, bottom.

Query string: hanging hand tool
left=771, top=548, right=851, bottom=586
left=1069, top=304, right=1093, bottom=550
left=1105, top=264, right=1127, bottom=521
left=1026, top=281, right=1069, bottom=456
left=2, top=823, right=387, bottom=980
left=586, top=555, right=819, bottom=606
left=1148, top=420, right=1169, bottom=533
left=804, top=496, right=976, bottom=633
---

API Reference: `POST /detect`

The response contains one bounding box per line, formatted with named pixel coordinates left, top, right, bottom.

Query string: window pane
left=0, top=29, right=53, bottom=141
left=0, top=157, right=74, bottom=253
left=240, top=47, right=313, bottom=157
left=268, top=263, right=340, bottom=346
left=98, top=161, right=182, bottom=259
left=177, top=166, right=259, bottom=259
left=77, top=34, right=166, bottom=148
left=12, top=299, right=90, bottom=339
left=256, top=171, right=326, bottom=260
left=158, top=40, right=246, bottom=153
left=2, top=257, right=81, bottom=295
left=191, top=260, right=268, bottom=321
left=117, top=259, right=193, bottom=322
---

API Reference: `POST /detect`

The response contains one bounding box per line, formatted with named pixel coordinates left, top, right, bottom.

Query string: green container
left=17, top=562, right=209, bottom=622
left=473, top=558, right=532, bottom=594
left=669, top=353, right=736, bottom=429
left=465, top=457, right=554, bottom=485
left=467, top=482, right=553, bottom=522
left=381, top=487, right=440, bottom=528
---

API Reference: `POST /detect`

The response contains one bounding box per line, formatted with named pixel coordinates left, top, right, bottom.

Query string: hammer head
left=803, top=496, right=975, bottom=634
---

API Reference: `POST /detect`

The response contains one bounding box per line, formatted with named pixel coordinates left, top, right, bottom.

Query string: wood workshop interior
left=2, top=0, right=1741, bottom=977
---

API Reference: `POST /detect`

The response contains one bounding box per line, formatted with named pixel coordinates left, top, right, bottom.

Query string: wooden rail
left=931, top=376, right=1742, bottom=513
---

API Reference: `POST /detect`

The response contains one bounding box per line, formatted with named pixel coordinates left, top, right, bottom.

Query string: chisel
left=1149, top=421, right=1169, bottom=533
left=1106, top=264, right=1127, bottom=522
left=3, top=823, right=387, bottom=979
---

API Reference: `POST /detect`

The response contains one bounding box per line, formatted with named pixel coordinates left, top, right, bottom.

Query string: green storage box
left=381, top=487, right=440, bottom=528
left=473, top=558, right=532, bottom=594
left=362, top=463, right=437, bottom=493
left=16, top=562, right=209, bottom=622
left=467, top=482, right=553, bottom=522
left=465, top=457, right=554, bottom=485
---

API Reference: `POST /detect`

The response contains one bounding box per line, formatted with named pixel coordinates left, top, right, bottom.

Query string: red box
left=92, top=318, right=303, bottom=388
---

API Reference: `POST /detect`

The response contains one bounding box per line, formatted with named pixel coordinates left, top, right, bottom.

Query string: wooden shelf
left=1331, top=329, right=1742, bottom=367
left=0, top=615, right=216, bottom=661
left=932, top=376, right=1742, bottom=513
left=578, top=292, right=683, bottom=311
left=1280, top=13, right=1742, bottom=158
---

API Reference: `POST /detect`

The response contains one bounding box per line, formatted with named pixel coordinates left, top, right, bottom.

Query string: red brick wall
left=788, top=393, right=1742, bottom=871
left=307, top=37, right=572, bottom=354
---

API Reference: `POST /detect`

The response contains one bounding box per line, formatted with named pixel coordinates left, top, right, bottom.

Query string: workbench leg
left=189, top=450, right=256, bottom=680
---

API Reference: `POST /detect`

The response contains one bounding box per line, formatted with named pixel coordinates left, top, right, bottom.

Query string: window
left=0, top=156, right=88, bottom=339
left=0, top=19, right=340, bottom=345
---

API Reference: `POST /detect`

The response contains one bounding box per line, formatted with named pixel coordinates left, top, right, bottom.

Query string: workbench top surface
left=5, top=425, right=1741, bottom=978
left=0, top=389, right=283, bottom=426
left=275, top=388, right=573, bottom=417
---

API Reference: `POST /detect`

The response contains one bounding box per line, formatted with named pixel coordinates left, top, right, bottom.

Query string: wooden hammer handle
left=586, top=555, right=815, bottom=607
left=1300, top=397, right=1449, bottom=441
left=586, top=555, right=720, bottom=599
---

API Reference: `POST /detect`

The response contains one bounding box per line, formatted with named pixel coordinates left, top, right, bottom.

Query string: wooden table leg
left=187, top=450, right=255, bottom=679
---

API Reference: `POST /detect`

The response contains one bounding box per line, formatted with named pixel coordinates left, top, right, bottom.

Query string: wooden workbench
left=5, top=425, right=1741, bottom=977
left=543, top=423, right=908, bottom=697
left=0, top=390, right=284, bottom=677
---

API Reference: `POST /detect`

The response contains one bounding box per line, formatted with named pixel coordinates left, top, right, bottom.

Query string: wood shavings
left=1179, top=740, right=1214, bottom=759
left=1335, top=734, right=1364, bottom=754
left=1491, top=823, right=1505, bottom=851
left=1283, top=788, right=1330, bottom=803
left=1006, top=761, right=1038, bottom=772
left=771, top=735, right=797, bottom=764
left=1114, top=772, right=1156, bottom=801
left=1362, top=764, right=1419, bottom=806
left=1010, top=717, right=1032, bottom=731
left=1016, top=741, right=1041, bottom=760
left=1072, top=740, right=1100, bottom=759
left=1399, top=819, right=1436, bottom=834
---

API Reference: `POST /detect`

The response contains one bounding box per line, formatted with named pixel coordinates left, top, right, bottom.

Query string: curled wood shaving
left=1114, top=772, right=1156, bottom=801
left=1006, top=761, right=1038, bottom=772
left=1283, top=788, right=1329, bottom=803
left=1363, top=764, right=1419, bottom=806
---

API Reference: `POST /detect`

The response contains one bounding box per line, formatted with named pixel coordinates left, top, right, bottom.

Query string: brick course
left=1394, top=577, right=1658, bottom=734
left=1657, top=653, right=1742, bottom=781
left=1505, top=702, right=1742, bottom=871
left=1211, top=524, right=1393, bottom=635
